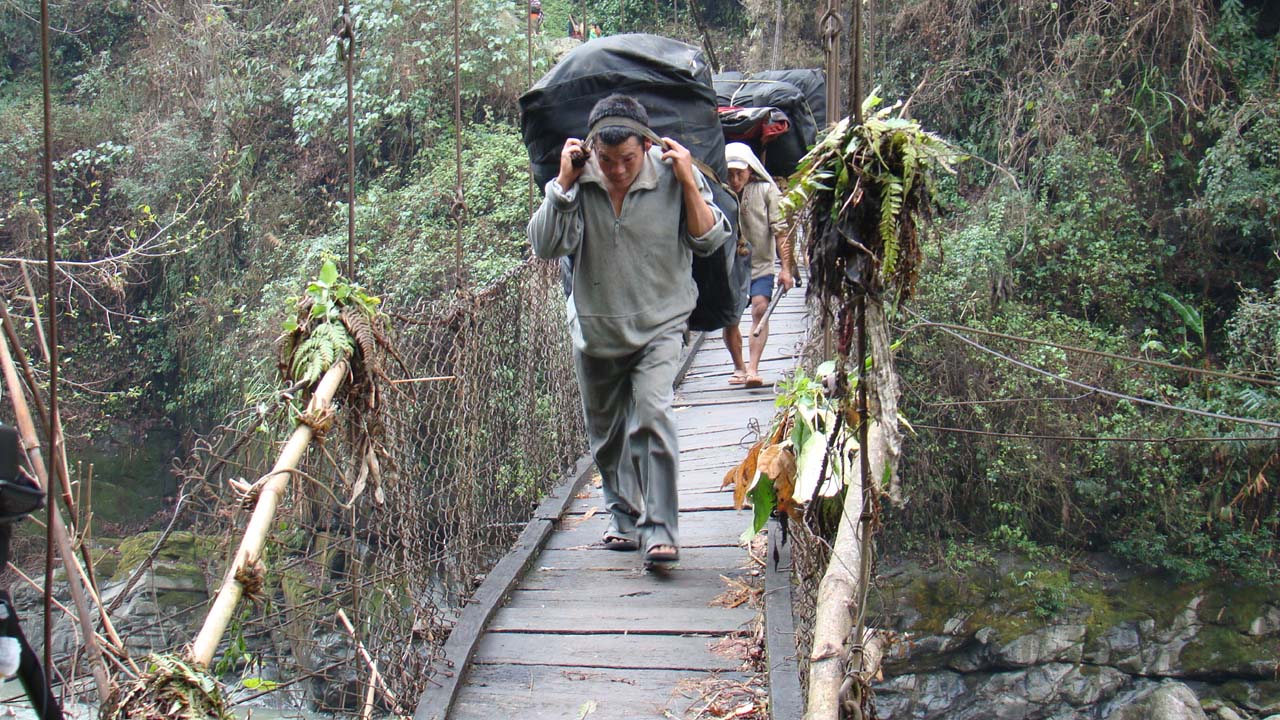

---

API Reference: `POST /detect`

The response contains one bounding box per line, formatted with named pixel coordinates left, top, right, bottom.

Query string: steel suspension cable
left=914, top=315, right=1280, bottom=431
left=900, top=318, right=1280, bottom=388
left=849, top=0, right=863, bottom=121
left=910, top=423, right=1279, bottom=444
left=821, top=0, right=842, bottom=124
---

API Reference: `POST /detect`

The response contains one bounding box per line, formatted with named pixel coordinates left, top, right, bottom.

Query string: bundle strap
left=585, top=117, right=728, bottom=188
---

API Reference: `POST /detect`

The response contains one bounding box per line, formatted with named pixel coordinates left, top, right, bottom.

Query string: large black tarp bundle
left=519, top=34, right=741, bottom=332
left=713, top=68, right=826, bottom=178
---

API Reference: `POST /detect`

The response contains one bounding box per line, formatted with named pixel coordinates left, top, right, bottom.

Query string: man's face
left=728, top=166, right=750, bottom=194
left=596, top=137, right=650, bottom=192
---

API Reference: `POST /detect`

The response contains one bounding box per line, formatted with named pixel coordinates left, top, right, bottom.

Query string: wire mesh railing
left=97, top=257, right=585, bottom=714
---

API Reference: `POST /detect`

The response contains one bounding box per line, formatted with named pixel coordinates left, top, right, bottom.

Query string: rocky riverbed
left=867, top=552, right=1279, bottom=720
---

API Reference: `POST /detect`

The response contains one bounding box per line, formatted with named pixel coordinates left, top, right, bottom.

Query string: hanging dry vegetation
left=782, top=97, right=962, bottom=305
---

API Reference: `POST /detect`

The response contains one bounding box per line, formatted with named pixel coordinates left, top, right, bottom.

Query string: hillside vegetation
left=0, top=0, right=1276, bottom=580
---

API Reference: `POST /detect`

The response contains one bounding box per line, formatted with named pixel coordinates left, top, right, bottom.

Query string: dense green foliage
left=877, top=0, right=1280, bottom=580
left=0, top=0, right=564, bottom=430
left=0, top=0, right=1275, bottom=580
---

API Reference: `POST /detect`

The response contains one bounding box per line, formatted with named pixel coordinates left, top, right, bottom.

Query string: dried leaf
left=758, top=443, right=796, bottom=488
left=725, top=439, right=765, bottom=509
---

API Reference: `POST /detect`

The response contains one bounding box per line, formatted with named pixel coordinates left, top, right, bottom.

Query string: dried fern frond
left=783, top=95, right=963, bottom=303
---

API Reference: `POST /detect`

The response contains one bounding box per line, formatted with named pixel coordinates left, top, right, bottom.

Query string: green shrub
left=1015, top=137, right=1170, bottom=326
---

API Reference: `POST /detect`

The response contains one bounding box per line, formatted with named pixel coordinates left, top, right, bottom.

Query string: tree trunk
left=189, top=360, right=349, bottom=667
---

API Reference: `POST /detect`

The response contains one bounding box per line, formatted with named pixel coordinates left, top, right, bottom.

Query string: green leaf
left=749, top=475, right=776, bottom=536
left=282, top=318, right=298, bottom=333
left=318, top=259, right=339, bottom=286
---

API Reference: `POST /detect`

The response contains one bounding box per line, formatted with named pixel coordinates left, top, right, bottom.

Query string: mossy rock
left=1207, top=680, right=1280, bottom=714
left=100, top=531, right=221, bottom=585
left=1180, top=625, right=1277, bottom=677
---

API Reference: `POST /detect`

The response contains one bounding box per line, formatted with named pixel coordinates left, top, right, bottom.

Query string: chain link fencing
left=89, top=258, right=585, bottom=714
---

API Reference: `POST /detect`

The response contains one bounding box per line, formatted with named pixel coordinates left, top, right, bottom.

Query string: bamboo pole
left=804, top=300, right=901, bottom=719
left=0, top=335, right=112, bottom=700
left=190, top=360, right=349, bottom=667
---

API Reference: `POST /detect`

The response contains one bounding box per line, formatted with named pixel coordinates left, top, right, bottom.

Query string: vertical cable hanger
left=37, top=0, right=59, bottom=696
left=849, top=0, right=863, bottom=123
left=452, top=0, right=466, bottom=292
left=527, top=0, right=535, bottom=215
left=340, top=0, right=357, bottom=280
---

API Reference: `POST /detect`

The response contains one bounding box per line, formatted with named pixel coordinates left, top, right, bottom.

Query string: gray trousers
left=573, top=325, right=682, bottom=550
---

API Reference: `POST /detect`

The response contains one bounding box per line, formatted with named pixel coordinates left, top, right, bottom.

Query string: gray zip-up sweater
left=528, top=146, right=732, bottom=358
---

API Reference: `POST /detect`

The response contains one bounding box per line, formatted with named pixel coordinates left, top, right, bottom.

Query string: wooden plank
left=451, top=665, right=750, bottom=720
left=472, top=632, right=744, bottom=671
left=508, top=573, right=750, bottom=609
left=765, top=520, right=803, bottom=720
left=488, top=605, right=755, bottom=634
left=564, top=492, right=738, bottom=517
left=529, top=545, right=750, bottom=571
left=681, top=444, right=765, bottom=465
left=518, top=565, right=752, bottom=595
left=544, top=512, right=746, bottom=550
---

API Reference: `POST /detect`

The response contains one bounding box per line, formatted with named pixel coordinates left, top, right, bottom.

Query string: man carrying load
left=528, top=94, right=733, bottom=566
left=722, top=142, right=794, bottom=389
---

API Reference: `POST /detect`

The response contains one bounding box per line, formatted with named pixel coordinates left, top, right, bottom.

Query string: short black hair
left=588, top=95, right=650, bottom=146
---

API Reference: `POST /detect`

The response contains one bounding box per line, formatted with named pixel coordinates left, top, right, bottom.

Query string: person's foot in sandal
left=601, top=531, right=637, bottom=551
left=743, top=374, right=765, bottom=389
left=644, top=544, right=679, bottom=564
left=728, top=370, right=748, bottom=385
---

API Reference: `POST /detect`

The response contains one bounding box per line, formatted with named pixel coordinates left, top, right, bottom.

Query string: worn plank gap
left=519, top=565, right=754, bottom=592
left=546, top=515, right=745, bottom=550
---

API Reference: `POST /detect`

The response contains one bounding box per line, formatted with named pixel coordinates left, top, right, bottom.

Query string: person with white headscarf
left=722, top=142, right=794, bottom=389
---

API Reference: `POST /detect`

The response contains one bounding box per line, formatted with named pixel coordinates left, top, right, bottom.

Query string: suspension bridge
left=414, top=287, right=811, bottom=720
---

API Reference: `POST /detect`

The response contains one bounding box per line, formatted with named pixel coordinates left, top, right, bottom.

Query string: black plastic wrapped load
left=521, top=34, right=731, bottom=187
left=753, top=69, right=827, bottom=128
left=713, top=70, right=824, bottom=177
left=519, top=34, right=742, bottom=332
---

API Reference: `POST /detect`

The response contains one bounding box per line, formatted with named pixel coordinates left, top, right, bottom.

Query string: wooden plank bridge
left=414, top=288, right=810, bottom=720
